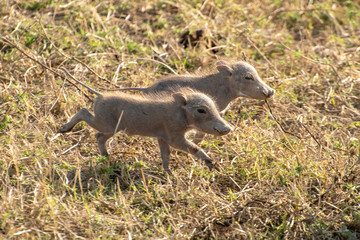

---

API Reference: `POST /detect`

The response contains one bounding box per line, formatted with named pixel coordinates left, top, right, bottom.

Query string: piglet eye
left=197, top=108, right=206, bottom=114
left=245, top=75, right=254, bottom=81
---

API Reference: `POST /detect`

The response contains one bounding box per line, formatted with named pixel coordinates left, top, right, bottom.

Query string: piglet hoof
left=164, top=168, right=173, bottom=176
left=204, top=160, right=220, bottom=171
left=100, top=152, right=109, bottom=157
left=213, top=163, right=220, bottom=172
left=58, top=124, right=72, bottom=133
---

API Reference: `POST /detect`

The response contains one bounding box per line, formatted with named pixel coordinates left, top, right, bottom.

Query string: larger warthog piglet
left=104, top=60, right=275, bottom=110
left=103, top=60, right=275, bottom=143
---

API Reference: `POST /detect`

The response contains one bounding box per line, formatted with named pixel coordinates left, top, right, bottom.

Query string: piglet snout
left=214, top=122, right=232, bottom=135
left=263, top=88, right=275, bottom=98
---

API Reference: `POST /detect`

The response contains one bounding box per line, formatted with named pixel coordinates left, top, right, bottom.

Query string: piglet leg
left=58, top=108, right=97, bottom=133
left=170, top=136, right=218, bottom=170
left=95, top=132, right=113, bottom=156
left=158, top=138, right=171, bottom=173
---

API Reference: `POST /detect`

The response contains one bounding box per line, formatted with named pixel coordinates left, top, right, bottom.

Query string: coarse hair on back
left=145, top=87, right=207, bottom=100
left=148, top=87, right=219, bottom=109
left=156, top=58, right=246, bottom=81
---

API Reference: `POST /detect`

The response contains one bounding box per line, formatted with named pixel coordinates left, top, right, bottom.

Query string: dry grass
left=1, top=0, right=360, bottom=239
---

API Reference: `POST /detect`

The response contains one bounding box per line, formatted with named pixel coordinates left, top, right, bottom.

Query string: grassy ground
left=1, top=0, right=359, bottom=239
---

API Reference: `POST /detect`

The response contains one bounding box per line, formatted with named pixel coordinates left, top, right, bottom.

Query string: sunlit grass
left=0, top=0, right=359, bottom=239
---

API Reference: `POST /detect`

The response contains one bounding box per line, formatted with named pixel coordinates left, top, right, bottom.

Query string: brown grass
left=1, top=0, right=359, bottom=239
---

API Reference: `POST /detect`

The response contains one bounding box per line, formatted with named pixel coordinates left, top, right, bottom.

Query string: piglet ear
left=216, top=60, right=227, bottom=66
left=216, top=62, right=233, bottom=76
left=173, top=93, right=187, bottom=106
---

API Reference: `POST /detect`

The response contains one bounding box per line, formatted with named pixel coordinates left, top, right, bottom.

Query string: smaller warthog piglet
left=58, top=68, right=232, bottom=172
